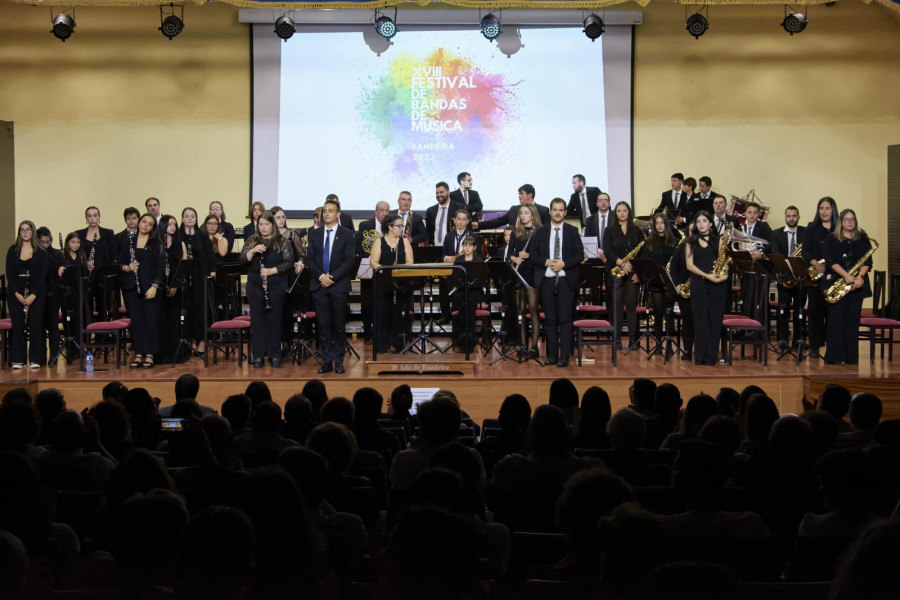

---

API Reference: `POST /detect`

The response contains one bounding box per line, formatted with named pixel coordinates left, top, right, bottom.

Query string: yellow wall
left=1, top=1, right=898, bottom=271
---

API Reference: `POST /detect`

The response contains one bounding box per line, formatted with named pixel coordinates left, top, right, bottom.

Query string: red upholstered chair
left=81, top=319, right=129, bottom=370
left=573, top=317, right=615, bottom=366
left=722, top=272, right=770, bottom=366
left=859, top=270, right=900, bottom=363
left=203, top=276, right=250, bottom=367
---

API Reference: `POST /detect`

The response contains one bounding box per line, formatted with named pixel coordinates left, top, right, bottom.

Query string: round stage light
left=480, top=14, right=501, bottom=42
left=583, top=14, right=605, bottom=42
left=375, top=16, right=397, bottom=40
left=51, top=13, right=75, bottom=42
left=782, top=12, right=807, bottom=35
left=159, top=15, right=184, bottom=40
left=275, top=16, right=296, bottom=41
left=686, top=14, right=709, bottom=39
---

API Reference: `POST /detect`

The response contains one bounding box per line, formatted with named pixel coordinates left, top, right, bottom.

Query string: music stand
left=457, top=261, right=492, bottom=356
left=52, top=266, right=87, bottom=366
left=89, top=264, right=120, bottom=321
left=645, top=264, right=683, bottom=362
left=217, top=261, right=246, bottom=321
left=169, top=258, right=196, bottom=367
left=624, top=258, right=661, bottom=357
left=488, top=262, right=542, bottom=366
left=286, top=266, right=322, bottom=366
left=414, top=246, right=449, bottom=335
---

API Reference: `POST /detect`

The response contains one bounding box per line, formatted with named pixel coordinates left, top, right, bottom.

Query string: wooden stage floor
left=3, top=339, right=899, bottom=427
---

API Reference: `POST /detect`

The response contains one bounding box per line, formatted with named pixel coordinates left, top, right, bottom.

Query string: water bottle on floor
left=86, top=351, right=94, bottom=373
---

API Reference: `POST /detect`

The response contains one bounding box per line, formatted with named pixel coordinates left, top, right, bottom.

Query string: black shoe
left=544, top=357, right=558, bottom=367
left=435, top=316, right=451, bottom=326
left=270, top=358, right=284, bottom=368
left=809, top=348, right=822, bottom=359
left=528, top=346, right=539, bottom=357
left=252, top=358, right=264, bottom=368
left=335, top=363, right=346, bottom=374
left=557, top=360, right=569, bottom=367
left=317, top=363, right=333, bottom=374
left=615, top=342, right=623, bottom=350
left=682, top=351, right=692, bottom=360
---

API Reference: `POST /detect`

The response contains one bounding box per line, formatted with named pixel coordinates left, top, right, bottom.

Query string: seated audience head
left=680, top=393, right=717, bottom=437
left=285, top=394, right=313, bottom=424
left=715, top=387, right=741, bottom=418
left=102, top=381, right=129, bottom=403
left=278, top=446, right=329, bottom=511
left=417, top=397, right=461, bottom=448
left=113, top=489, right=188, bottom=587
left=831, top=521, right=900, bottom=600
left=608, top=407, right=647, bottom=452
left=302, top=379, right=329, bottom=418
left=529, top=404, right=571, bottom=458
left=769, top=415, right=814, bottom=466
left=0, top=451, right=51, bottom=556
left=180, top=506, right=256, bottom=600
left=655, top=383, right=683, bottom=420
left=90, top=399, right=132, bottom=457
left=580, top=386, right=611, bottom=429
left=821, top=384, right=852, bottom=422
left=306, top=422, right=358, bottom=475
left=253, top=401, right=284, bottom=434
left=200, top=414, right=241, bottom=470
left=50, top=410, right=85, bottom=452
left=175, top=374, right=200, bottom=402
left=320, top=397, right=355, bottom=428
left=850, top=393, right=882, bottom=431
left=0, top=402, right=39, bottom=452
left=742, top=393, right=779, bottom=446
left=873, top=419, right=900, bottom=448
left=405, top=467, right=468, bottom=515
left=630, top=378, right=658, bottom=414
left=34, top=388, right=66, bottom=429
left=1, top=388, right=31, bottom=407
left=739, top=384, right=766, bottom=416
left=108, top=449, right=174, bottom=512
left=700, top=415, right=742, bottom=456
left=556, top=467, right=635, bottom=548
left=815, top=449, right=877, bottom=513
left=121, top=387, right=159, bottom=449
left=352, top=387, right=384, bottom=427
left=498, top=393, right=531, bottom=432
left=244, top=381, right=273, bottom=412
left=803, top=410, right=840, bottom=458
left=222, top=393, right=252, bottom=434
left=430, top=442, right=483, bottom=510
left=549, top=378, right=579, bottom=413
left=389, top=384, right=413, bottom=417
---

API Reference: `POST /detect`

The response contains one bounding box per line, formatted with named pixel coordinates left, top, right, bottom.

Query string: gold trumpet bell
left=361, top=229, right=382, bottom=253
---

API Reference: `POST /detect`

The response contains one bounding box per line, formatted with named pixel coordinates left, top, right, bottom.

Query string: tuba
left=825, top=238, right=878, bottom=304
left=362, top=229, right=382, bottom=254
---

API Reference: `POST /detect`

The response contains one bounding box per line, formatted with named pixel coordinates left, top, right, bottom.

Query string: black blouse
left=118, top=236, right=166, bottom=292
left=823, top=234, right=873, bottom=298
left=5, top=246, right=49, bottom=297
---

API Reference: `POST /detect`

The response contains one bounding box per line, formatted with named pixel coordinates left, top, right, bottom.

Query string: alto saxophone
left=403, top=210, right=413, bottom=239
left=825, top=238, right=878, bottom=304
left=610, top=239, right=646, bottom=279
left=129, top=229, right=141, bottom=294
left=711, top=222, right=734, bottom=277
left=666, top=240, right=690, bottom=299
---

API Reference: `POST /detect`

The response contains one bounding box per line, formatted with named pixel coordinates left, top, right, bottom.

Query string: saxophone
left=403, top=211, right=413, bottom=239
left=610, top=239, right=646, bottom=279
left=711, top=222, right=734, bottom=277
left=782, top=243, right=804, bottom=289
left=666, top=240, right=691, bottom=299
left=129, top=229, right=141, bottom=295
left=825, top=238, right=878, bottom=304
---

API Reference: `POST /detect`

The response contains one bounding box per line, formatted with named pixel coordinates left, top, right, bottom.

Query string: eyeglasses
left=842, top=217, right=857, bottom=223
left=389, top=223, right=403, bottom=228
left=19, top=228, right=31, bottom=233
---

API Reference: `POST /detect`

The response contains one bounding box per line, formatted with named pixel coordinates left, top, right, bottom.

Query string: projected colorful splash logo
left=358, top=49, right=519, bottom=175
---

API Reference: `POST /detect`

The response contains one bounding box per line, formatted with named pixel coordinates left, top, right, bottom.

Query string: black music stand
left=647, top=264, right=683, bottom=363
left=89, top=264, right=120, bottom=321
left=413, top=247, right=446, bottom=335
left=51, top=265, right=87, bottom=366
left=217, top=261, right=246, bottom=321
left=169, top=258, right=196, bottom=367
left=456, top=261, right=491, bottom=356
left=286, top=266, right=322, bottom=366
left=624, top=258, right=661, bottom=357
left=488, top=262, right=542, bottom=366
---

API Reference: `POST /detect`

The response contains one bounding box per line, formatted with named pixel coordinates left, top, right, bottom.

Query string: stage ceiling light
left=275, top=15, right=296, bottom=41
left=583, top=14, right=605, bottom=42
left=480, top=13, right=501, bottom=41
left=51, top=12, right=75, bottom=42
left=375, top=15, right=397, bottom=40
left=159, top=4, right=184, bottom=41
left=686, top=13, right=709, bottom=39
left=782, top=8, right=807, bottom=35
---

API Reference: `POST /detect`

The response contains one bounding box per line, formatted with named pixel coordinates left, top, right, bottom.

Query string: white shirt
left=545, top=225, right=567, bottom=278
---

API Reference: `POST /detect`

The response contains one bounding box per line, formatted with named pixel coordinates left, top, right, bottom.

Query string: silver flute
left=129, top=229, right=141, bottom=294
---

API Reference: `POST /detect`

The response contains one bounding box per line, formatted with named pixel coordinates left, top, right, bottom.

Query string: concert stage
left=3, top=339, right=899, bottom=427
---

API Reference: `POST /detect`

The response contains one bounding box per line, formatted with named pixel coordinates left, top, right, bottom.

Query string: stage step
left=366, top=355, right=476, bottom=376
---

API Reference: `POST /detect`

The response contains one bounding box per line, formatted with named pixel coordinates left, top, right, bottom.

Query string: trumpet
left=825, top=238, right=878, bottom=304
left=610, top=239, right=646, bottom=279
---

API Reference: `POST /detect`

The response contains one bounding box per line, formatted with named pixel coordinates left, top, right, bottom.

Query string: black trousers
left=451, top=288, right=481, bottom=350
left=41, top=293, right=61, bottom=364
left=312, top=285, right=349, bottom=366
left=776, top=284, right=807, bottom=343
left=9, top=293, right=45, bottom=364
left=614, top=277, right=639, bottom=345
left=690, top=276, right=727, bottom=364
left=157, top=291, right=180, bottom=363
left=123, top=289, right=161, bottom=356
left=825, top=290, right=863, bottom=364
left=539, top=276, right=575, bottom=361
left=650, top=289, right=675, bottom=340
left=374, top=287, right=411, bottom=353
left=248, top=273, right=287, bottom=361
left=807, top=287, right=827, bottom=350
left=678, top=296, right=695, bottom=355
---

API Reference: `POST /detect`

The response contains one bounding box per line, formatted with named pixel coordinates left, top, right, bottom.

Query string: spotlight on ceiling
left=782, top=7, right=808, bottom=35
left=496, top=28, right=523, bottom=58
left=480, top=13, right=501, bottom=42
left=274, top=15, right=296, bottom=41
left=685, top=8, right=709, bottom=40
left=50, top=10, right=76, bottom=42
left=583, top=14, right=605, bottom=42
left=159, top=4, right=184, bottom=41
left=374, top=9, right=397, bottom=40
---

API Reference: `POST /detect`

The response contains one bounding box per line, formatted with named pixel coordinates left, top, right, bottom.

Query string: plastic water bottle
left=85, top=351, right=94, bottom=373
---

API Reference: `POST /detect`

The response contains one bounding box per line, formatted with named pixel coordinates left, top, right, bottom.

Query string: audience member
left=89, top=400, right=132, bottom=462
left=235, top=401, right=298, bottom=467
left=243, top=380, right=273, bottom=413
left=820, top=384, right=852, bottom=433
left=353, top=387, right=402, bottom=457
left=221, top=393, right=252, bottom=435
left=478, top=394, right=532, bottom=477
left=36, top=410, right=116, bottom=491
left=837, top=392, right=882, bottom=449
left=629, top=378, right=658, bottom=416
left=572, top=386, right=611, bottom=450
left=830, top=521, right=900, bottom=600
left=549, top=378, right=579, bottom=426
left=301, top=379, right=329, bottom=420
left=644, top=383, right=683, bottom=449
left=661, top=394, right=716, bottom=451
left=608, top=407, right=647, bottom=452
left=120, top=387, right=160, bottom=452
left=178, top=505, right=256, bottom=600
left=802, top=410, right=840, bottom=458
left=715, top=386, right=741, bottom=419
left=0, top=401, right=43, bottom=461
left=101, top=381, right=128, bottom=403
left=34, top=388, right=66, bottom=446
left=282, top=393, right=317, bottom=445
left=320, top=397, right=355, bottom=428
left=159, top=374, right=216, bottom=417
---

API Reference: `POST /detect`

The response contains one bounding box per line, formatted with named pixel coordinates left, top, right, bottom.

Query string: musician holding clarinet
left=240, top=211, right=293, bottom=368
left=6, top=220, right=48, bottom=369
left=119, top=214, right=165, bottom=368
left=823, top=208, right=873, bottom=365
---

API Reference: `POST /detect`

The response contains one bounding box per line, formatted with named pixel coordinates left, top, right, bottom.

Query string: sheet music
left=357, top=257, right=373, bottom=279
left=582, top=236, right=599, bottom=258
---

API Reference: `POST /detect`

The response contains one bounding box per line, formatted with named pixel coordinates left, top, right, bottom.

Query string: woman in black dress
left=119, top=214, right=166, bottom=368
left=58, top=232, right=89, bottom=353
left=240, top=211, right=294, bottom=368
left=802, top=196, right=838, bottom=358
left=177, top=207, right=216, bottom=356
left=685, top=211, right=729, bottom=365
left=451, top=235, right=484, bottom=353
left=508, top=203, right=543, bottom=355
left=823, top=208, right=872, bottom=365
left=6, top=220, right=48, bottom=369
left=646, top=213, right=680, bottom=343
left=603, top=201, right=646, bottom=349
left=156, top=215, right=183, bottom=363
left=369, top=214, right=414, bottom=353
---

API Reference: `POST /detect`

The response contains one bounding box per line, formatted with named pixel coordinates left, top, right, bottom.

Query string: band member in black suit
left=823, top=208, right=872, bottom=365
left=114, top=207, right=140, bottom=255
left=527, top=198, right=583, bottom=367
left=357, top=201, right=390, bottom=341
left=177, top=207, right=217, bottom=356
left=209, top=201, right=236, bottom=253
left=583, top=192, right=612, bottom=263
left=450, top=172, right=483, bottom=227
left=36, top=227, right=63, bottom=366
left=240, top=211, right=294, bottom=368
left=243, top=201, right=265, bottom=240
left=119, top=214, right=166, bottom=369
left=603, top=201, right=647, bottom=349
left=307, top=199, right=356, bottom=374
left=477, top=184, right=551, bottom=231
left=686, top=211, right=729, bottom=366
left=145, top=197, right=162, bottom=225
left=668, top=232, right=694, bottom=359
left=326, top=194, right=355, bottom=231
left=6, top=220, right=49, bottom=369
left=157, top=215, right=182, bottom=364
left=450, top=235, right=485, bottom=353
left=438, top=209, right=481, bottom=323
left=508, top=204, right=543, bottom=354
left=697, top=176, right=720, bottom=204
left=802, top=196, right=838, bottom=357
left=77, top=206, right=117, bottom=319
left=654, top=173, right=689, bottom=227
left=682, top=177, right=712, bottom=227
left=740, top=202, right=773, bottom=259
left=711, top=196, right=740, bottom=235
left=568, top=174, right=601, bottom=228
left=770, top=205, right=807, bottom=345
left=646, top=214, right=679, bottom=342
left=426, top=182, right=464, bottom=247
left=370, top=213, right=415, bottom=354
left=390, top=191, right=428, bottom=246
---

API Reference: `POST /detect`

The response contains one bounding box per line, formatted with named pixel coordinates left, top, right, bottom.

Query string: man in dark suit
left=114, top=207, right=140, bottom=255
left=306, top=199, right=355, bottom=374
left=145, top=197, right=162, bottom=226
left=568, top=174, right=601, bottom=228
left=356, top=201, right=391, bottom=341
left=526, top=198, right=584, bottom=367
left=711, top=196, right=739, bottom=234
left=681, top=177, right=711, bottom=229
left=449, top=172, right=483, bottom=228
left=426, top=182, right=463, bottom=247
left=740, top=202, right=773, bottom=260
left=477, top=184, right=551, bottom=231
left=583, top=192, right=612, bottom=263
left=326, top=194, right=354, bottom=231
left=389, top=191, right=428, bottom=246
left=770, top=205, right=807, bottom=345
left=696, top=176, right=722, bottom=206
left=654, top=172, right=689, bottom=226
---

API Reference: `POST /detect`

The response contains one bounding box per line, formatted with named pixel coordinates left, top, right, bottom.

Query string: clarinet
left=513, top=228, right=534, bottom=272
left=129, top=229, right=141, bottom=294
left=23, top=269, right=31, bottom=339
left=58, top=232, right=63, bottom=250
left=185, top=235, right=194, bottom=289
left=163, top=232, right=170, bottom=291
left=88, top=232, right=98, bottom=267
left=259, top=241, right=272, bottom=311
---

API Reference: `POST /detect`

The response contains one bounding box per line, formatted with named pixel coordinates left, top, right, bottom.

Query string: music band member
left=686, top=211, right=728, bottom=366
left=450, top=235, right=484, bottom=353
left=509, top=203, right=543, bottom=355
left=77, top=206, right=117, bottom=318
left=477, top=184, right=551, bottom=231
left=209, top=201, right=236, bottom=253
left=243, top=201, right=265, bottom=240
left=119, top=214, right=165, bottom=369
left=240, top=211, right=294, bottom=368
left=646, top=214, right=679, bottom=343
left=145, top=197, right=162, bottom=225
left=655, top=173, right=687, bottom=227
left=450, top=172, right=483, bottom=227
left=307, top=199, right=356, bottom=374
left=603, top=201, right=646, bottom=349
left=823, top=209, right=871, bottom=365
left=681, top=177, right=710, bottom=227
left=802, top=196, right=838, bottom=358
left=157, top=215, right=182, bottom=364
left=59, top=232, right=88, bottom=359
left=527, top=198, right=583, bottom=367
left=741, top=202, right=773, bottom=260
left=427, top=182, right=463, bottom=248
left=771, top=206, right=807, bottom=346
left=668, top=230, right=694, bottom=360
left=569, top=174, right=601, bottom=229
left=358, top=201, right=391, bottom=342
left=114, top=207, right=140, bottom=255
left=390, top=191, right=427, bottom=246
left=325, top=194, right=354, bottom=231
left=177, top=207, right=216, bottom=356
left=370, top=214, right=415, bottom=354
left=36, top=228, right=63, bottom=366
left=7, top=220, right=48, bottom=369
left=584, top=193, right=611, bottom=262
left=437, top=209, right=480, bottom=324
left=712, top=195, right=739, bottom=235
